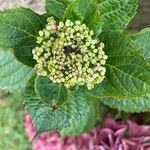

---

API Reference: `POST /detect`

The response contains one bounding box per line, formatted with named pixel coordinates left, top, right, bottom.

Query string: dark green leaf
left=0, top=8, right=47, bottom=67
left=60, top=101, right=100, bottom=137
left=24, top=77, right=96, bottom=134
left=89, top=31, right=150, bottom=112
left=0, top=51, right=33, bottom=92
left=90, top=31, right=150, bottom=100
left=35, top=76, right=67, bottom=106
left=101, top=95, right=150, bottom=112
left=132, top=28, right=150, bottom=62
left=45, top=0, right=72, bottom=20
left=64, top=0, right=103, bottom=36
left=98, top=0, right=138, bottom=31
left=100, top=28, right=150, bottom=112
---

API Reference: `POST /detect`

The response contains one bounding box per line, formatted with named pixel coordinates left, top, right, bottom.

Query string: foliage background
left=0, top=0, right=149, bottom=31
left=0, top=0, right=149, bottom=149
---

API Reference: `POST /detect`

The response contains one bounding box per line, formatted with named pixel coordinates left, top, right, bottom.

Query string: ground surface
left=0, top=0, right=45, bottom=14
left=128, top=0, right=150, bottom=32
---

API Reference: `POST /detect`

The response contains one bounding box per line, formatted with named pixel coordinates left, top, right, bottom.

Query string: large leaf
left=101, top=28, right=150, bottom=112
left=24, top=76, right=97, bottom=134
left=60, top=101, right=100, bottom=137
left=35, top=76, right=67, bottom=106
left=90, top=31, right=150, bottom=112
left=64, top=0, right=103, bottom=36
left=45, top=0, right=72, bottom=20
left=0, top=8, right=47, bottom=67
left=132, top=28, right=150, bottom=62
left=90, top=31, right=150, bottom=100
left=0, top=51, right=33, bottom=92
left=101, top=95, right=150, bottom=113
left=98, top=0, right=138, bottom=31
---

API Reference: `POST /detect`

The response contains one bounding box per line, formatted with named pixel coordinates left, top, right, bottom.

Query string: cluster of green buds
left=32, top=17, right=108, bottom=90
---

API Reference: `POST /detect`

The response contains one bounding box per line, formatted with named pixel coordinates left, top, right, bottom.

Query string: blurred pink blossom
left=24, top=114, right=150, bottom=150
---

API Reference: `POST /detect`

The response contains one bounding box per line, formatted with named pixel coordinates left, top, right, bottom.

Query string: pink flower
left=51, top=22, right=58, bottom=30
left=24, top=114, right=150, bottom=150
left=98, top=119, right=150, bottom=150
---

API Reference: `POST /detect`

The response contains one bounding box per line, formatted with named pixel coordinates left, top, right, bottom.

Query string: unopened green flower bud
left=33, top=17, right=107, bottom=90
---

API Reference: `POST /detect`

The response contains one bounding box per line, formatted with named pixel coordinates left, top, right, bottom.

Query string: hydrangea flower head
left=24, top=114, right=150, bottom=150
left=32, top=17, right=108, bottom=89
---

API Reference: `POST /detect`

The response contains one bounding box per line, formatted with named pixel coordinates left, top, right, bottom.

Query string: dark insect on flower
left=33, top=17, right=108, bottom=89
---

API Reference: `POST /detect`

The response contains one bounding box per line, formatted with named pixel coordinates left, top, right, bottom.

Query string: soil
left=0, top=0, right=45, bottom=14
left=128, top=0, right=150, bottom=32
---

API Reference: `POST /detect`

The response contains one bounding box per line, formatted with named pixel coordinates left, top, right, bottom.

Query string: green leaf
left=90, top=31, right=150, bottom=100
left=0, top=51, right=33, bottom=92
left=100, top=28, right=150, bottom=112
left=101, top=95, right=150, bottom=112
left=24, top=77, right=97, bottom=134
left=132, top=28, right=150, bottom=62
left=35, top=76, right=67, bottom=106
left=89, top=31, right=150, bottom=112
left=45, top=0, right=72, bottom=20
left=60, top=101, right=100, bottom=137
left=64, top=0, right=103, bottom=36
left=98, top=0, right=138, bottom=31
left=0, top=8, right=47, bottom=67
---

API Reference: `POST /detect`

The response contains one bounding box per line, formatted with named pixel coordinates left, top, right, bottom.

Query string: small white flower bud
left=101, top=60, right=106, bottom=65
left=59, top=22, right=64, bottom=28
left=103, top=55, right=108, bottom=60
left=39, top=31, right=44, bottom=37
left=32, top=49, right=36, bottom=54
left=65, top=20, right=71, bottom=27
left=90, top=30, right=94, bottom=36
left=37, top=37, right=43, bottom=44
left=93, top=49, right=98, bottom=53
left=85, top=42, right=90, bottom=47
left=75, top=20, right=81, bottom=25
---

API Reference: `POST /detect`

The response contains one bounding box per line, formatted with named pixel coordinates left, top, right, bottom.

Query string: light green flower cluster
left=33, top=17, right=108, bottom=90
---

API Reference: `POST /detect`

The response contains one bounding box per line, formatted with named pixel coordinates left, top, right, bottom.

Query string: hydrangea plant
left=0, top=0, right=150, bottom=136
